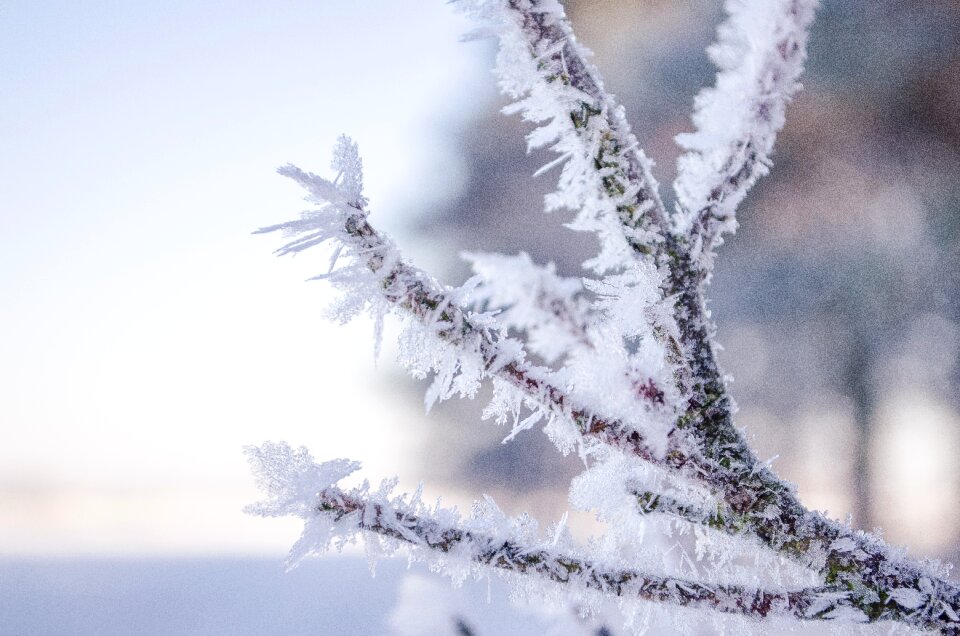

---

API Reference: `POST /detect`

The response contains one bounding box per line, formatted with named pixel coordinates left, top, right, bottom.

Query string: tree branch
left=313, top=485, right=845, bottom=623
left=461, top=0, right=671, bottom=272
left=674, top=0, right=817, bottom=269
left=259, top=164, right=678, bottom=464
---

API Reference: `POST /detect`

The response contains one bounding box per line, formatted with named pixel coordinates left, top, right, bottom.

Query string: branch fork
left=249, top=1, right=959, bottom=632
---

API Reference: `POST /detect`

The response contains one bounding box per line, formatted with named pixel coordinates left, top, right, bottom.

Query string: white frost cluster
left=461, top=250, right=679, bottom=453
left=245, top=442, right=361, bottom=519
left=461, top=251, right=589, bottom=364
left=256, top=139, right=392, bottom=342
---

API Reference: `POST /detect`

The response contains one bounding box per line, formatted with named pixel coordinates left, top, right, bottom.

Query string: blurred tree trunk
left=844, top=325, right=875, bottom=529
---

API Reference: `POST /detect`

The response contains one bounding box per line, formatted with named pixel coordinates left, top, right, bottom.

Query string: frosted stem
left=461, top=0, right=672, bottom=273
left=674, top=0, right=817, bottom=268
left=315, top=486, right=843, bottom=622
left=504, top=0, right=669, bottom=237
left=259, top=169, right=681, bottom=466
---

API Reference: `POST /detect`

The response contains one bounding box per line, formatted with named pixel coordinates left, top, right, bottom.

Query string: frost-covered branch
left=314, top=488, right=842, bottom=621
left=674, top=0, right=817, bottom=269
left=258, top=144, right=679, bottom=460
left=248, top=443, right=960, bottom=630
left=247, top=443, right=849, bottom=624
left=458, top=0, right=670, bottom=274
left=658, top=1, right=819, bottom=428
left=248, top=2, right=960, bottom=633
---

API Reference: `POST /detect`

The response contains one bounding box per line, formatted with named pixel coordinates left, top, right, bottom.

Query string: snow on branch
left=257, top=141, right=680, bottom=459
left=246, top=442, right=854, bottom=624
left=456, top=0, right=671, bottom=274
left=673, top=0, right=817, bottom=268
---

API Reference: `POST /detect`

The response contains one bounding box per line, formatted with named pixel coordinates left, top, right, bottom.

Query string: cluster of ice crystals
left=330, top=134, right=366, bottom=207
left=461, top=250, right=682, bottom=454
left=571, top=268, right=680, bottom=456
left=461, top=251, right=589, bottom=364
left=256, top=144, right=394, bottom=352
left=397, top=317, right=485, bottom=412
left=244, top=441, right=360, bottom=519
left=244, top=442, right=363, bottom=566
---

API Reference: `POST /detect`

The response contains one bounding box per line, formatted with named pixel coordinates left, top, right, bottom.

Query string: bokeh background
left=2, top=0, right=959, bottom=633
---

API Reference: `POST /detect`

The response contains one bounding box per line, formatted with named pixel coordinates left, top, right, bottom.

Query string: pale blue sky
left=0, top=2, right=493, bottom=554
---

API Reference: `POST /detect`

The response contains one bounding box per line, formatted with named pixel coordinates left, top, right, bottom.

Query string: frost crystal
left=244, top=441, right=360, bottom=519
left=330, top=134, right=366, bottom=208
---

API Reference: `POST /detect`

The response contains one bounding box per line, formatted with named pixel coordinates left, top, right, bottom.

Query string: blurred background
left=2, top=0, right=958, bottom=633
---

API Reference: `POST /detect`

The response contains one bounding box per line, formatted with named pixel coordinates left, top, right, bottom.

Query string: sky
left=0, top=1, right=493, bottom=555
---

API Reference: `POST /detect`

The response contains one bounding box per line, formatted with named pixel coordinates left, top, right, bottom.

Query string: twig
left=314, top=486, right=845, bottom=622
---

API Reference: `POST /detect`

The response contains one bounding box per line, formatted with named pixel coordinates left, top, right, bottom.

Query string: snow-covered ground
left=1, top=556, right=549, bottom=635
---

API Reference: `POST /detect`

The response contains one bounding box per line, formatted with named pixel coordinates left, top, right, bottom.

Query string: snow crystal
left=330, top=134, right=366, bottom=208
left=888, top=587, right=926, bottom=611
left=244, top=442, right=360, bottom=519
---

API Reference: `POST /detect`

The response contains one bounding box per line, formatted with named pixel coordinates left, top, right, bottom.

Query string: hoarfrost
left=244, top=441, right=359, bottom=519
left=888, top=587, right=926, bottom=611
left=246, top=1, right=960, bottom=633
left=674, top=0, right=817, bottom=266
